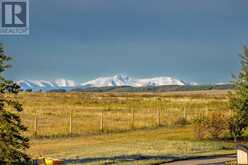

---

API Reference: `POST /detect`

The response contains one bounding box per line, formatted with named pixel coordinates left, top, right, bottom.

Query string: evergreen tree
left=229, top=46, right=248, bottom=142
left=0, top=43, right=30, bottom=164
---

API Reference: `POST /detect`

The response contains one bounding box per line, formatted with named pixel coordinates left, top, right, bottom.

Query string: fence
left=21, top=106, right=229, bottom=137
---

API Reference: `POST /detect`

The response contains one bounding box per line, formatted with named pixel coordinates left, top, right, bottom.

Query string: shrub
left=25, top=88, right=32, bottom=92
left=192, top=114, right=208, bottom=140
left=175, top=117, right=189, bottom=127
left=206, top=112, right=227, bottom=139
left=227, top=114, right=246, bottom=142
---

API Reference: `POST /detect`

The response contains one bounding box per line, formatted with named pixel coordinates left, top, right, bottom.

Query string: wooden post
left=131, top=109, right=135, bottom=129
left=183, top=107, right=186, bottom=120
left=229, top=109, right=233, bottom=117
left=205, top=106, right=208, bottom=117
left=205, top=100, right=209, bottom=117
left=157, top=108, right=161, bottom=127
left=34, top=113, right=38, bottom=136
left=69, top=111, right=72, bottom=136
left=100, top=111, right=103, bottom=132
left=164, top=107, right=167, bottom=127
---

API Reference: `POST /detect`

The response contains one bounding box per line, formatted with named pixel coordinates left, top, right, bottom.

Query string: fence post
left=34, top=112, right=38, bottom=136
left=69, top=111, right=72, bottom=136
left=205, top=106, right=208, bottom=117
left=183, top=107, right=186, bottom=120
left=205, top=100, right=209, bottom=117
left=229, top=109, right=233, bottom=117
left=157, top=108, right=161, bottom=127
left=131, top=109, right=135, bottom=129
left=100, top=111, right=104, bottom=132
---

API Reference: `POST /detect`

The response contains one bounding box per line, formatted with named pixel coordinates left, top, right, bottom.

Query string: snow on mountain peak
left=81, top=75, right=185, bottom=87
left=16, top=79, right=77, bottom=91
left=113, top=74, right=131, bottom=82
left=189, top=82, right=199, bottom=86
left=54, top=79, right=77, bottom=87
left=81, top=74, right=132, bottom=87
left=132, top=76, right=185, bottom=87
left=16, top=75, right=190, bottom=91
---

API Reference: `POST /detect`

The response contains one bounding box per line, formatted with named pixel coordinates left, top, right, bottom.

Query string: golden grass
left=225, top=160, right=237, bottom=165
left=14, top=90, right=230, bottom=137
left=11, top=90, right=235, bottom=164
left=29, top=127, right=235, bottom=164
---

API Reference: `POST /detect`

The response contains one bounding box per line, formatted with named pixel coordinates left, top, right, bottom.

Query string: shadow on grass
left=64, top=154, right=236, bottom=165
left=64, top=154, right=178, bottom=164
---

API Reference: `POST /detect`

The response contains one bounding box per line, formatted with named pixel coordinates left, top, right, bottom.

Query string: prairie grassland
left=13, top=90, right=236, bottom=164
left=29, top=127, right=235, bottom=164
left=15, top=90, right=230, bottom=137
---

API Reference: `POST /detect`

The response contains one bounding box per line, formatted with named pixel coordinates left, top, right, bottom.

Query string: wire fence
left=21, top=107, right=229, bottom=137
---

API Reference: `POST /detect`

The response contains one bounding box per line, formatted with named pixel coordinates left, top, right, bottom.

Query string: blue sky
left=1, top=0, right=248, bottom=84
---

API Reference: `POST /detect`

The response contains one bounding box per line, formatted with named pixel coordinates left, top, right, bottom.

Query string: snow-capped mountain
left=215, top=82, right=229, bottom=85
left=53, top=79, right=76, bottom=87
left=131, top=77, right=185, bottom=87
left=16, top=79, right=77, bottom=91
left=189, top=82, right=199, bottom=86
left=16, top=74, right=188, bottom=91
left=81, top=74, right=185, bottom=87
left=81, top=74, right=133, bottom=87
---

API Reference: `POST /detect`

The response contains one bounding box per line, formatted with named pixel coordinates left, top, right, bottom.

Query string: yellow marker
left=45, top=158, right=64, bottom=165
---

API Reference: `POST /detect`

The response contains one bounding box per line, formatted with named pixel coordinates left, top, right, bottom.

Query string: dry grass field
left=15, top=90, right=230, bottom=137
left=29, top=127, right=235, bottom=165
left=12, top=90, right=237, bottom=164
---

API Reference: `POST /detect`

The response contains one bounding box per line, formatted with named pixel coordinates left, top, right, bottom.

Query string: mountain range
left=16, top=79, right=77, bottom=91
left=16, top=74, right=189, bottom=91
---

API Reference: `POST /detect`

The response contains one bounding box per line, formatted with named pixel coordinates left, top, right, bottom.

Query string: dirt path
left=165, top=155, right=236, bottom=165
